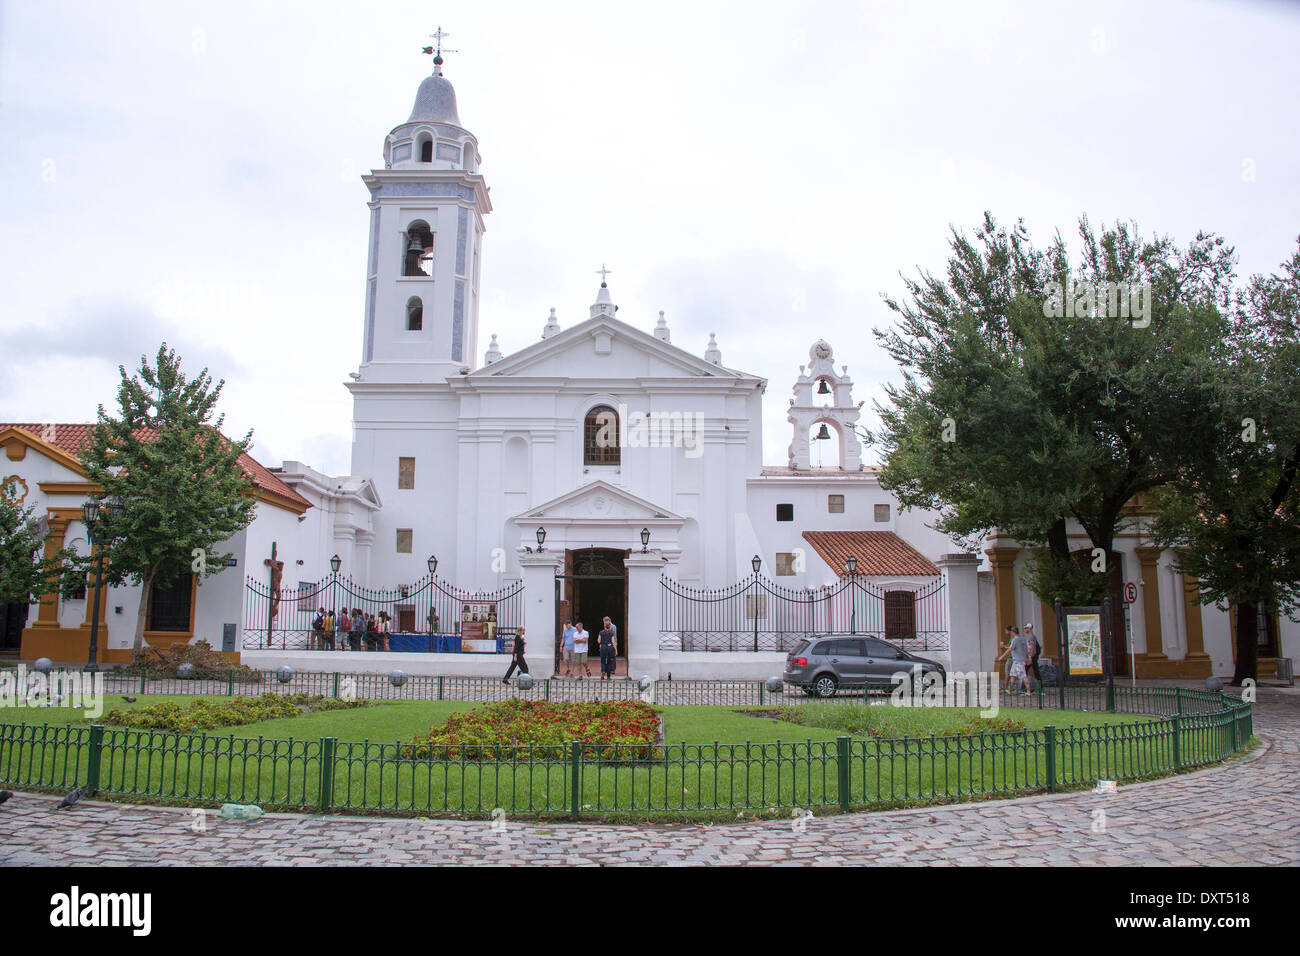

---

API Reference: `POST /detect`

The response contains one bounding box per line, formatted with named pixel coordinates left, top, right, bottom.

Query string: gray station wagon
left=783, top=636, right=946, bottom=697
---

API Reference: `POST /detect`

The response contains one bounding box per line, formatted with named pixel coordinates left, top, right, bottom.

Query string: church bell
left=817, top=379, right=831, bottom=395
left=815, top=423, right=831, bottom=440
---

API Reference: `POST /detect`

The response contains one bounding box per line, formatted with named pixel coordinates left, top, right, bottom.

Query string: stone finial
left=542, top=307, right=561, bottom=339
left=484, top=333, right=502, bottom=365
left=705, top=332, right=721, bottom=365
left=654, top=310, right=671, bottom=343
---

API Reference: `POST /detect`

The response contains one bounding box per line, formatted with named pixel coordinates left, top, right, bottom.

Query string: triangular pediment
left=511, top=480, right=683, bottom=523
left=471, top=315, right=753, bottom=382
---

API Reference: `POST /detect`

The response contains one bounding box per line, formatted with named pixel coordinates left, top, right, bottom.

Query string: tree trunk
left=133, top=568, right=155, bottom=653
left=1232, top=602, right=1258, bottom=686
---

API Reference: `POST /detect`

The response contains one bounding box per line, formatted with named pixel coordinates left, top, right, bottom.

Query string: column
left=518, top=550, right=560, bottom=678
left=984, top=544, right=1020, bottom=643
left=624, top=552, right=667, bottom=680
left=937, top=553, right=981, bottom=673
left=30, top=511, right=74, bottom=631
left=1134, top=546, right=1166, bottom=661
left=1179, top=553, right=1211, bottom=673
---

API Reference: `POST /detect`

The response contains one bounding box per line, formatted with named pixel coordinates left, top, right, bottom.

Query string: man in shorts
left=996, top=625, right=1031, bottom=695
left=572, top=621, right=590, bottom=679
left=1024, top=623, right=1042, bottom=691
left=561, top=620, right=576, bottom=676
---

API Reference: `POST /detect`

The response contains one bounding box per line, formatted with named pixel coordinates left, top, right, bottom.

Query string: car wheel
left=813, top=674, right=838, bottom=698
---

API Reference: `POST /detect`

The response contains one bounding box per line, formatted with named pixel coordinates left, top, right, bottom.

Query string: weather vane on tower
left=422, top=26, right=458, bottom=76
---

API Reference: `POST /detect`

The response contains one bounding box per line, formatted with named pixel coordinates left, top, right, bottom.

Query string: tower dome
left=408, top=73, right=462, bottom=127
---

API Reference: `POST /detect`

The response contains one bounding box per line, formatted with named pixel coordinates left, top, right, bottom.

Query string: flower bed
left=401, top=698, right=662, bottom=760
left=101, top=693, right=369, bottom=732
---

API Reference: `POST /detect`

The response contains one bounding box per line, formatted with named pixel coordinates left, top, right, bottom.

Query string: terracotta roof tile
left=802, top=530, right=939, bottom=576
left=0, top=422, right=311, bottom=512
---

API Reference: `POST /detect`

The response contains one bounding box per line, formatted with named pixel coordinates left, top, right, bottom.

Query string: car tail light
left=791, top=657, right=807, bottom=666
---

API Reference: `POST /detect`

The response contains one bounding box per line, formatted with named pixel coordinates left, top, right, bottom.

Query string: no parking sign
left=1123, top=582, right=1137, bottom=604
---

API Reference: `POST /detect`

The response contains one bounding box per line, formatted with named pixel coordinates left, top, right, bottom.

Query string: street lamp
left=330, top=553, right=342, bottom=574
left=329, top=553, right=341, bottom=626
left=845, top=555, right=858, bottom=635
left=427, top=554, right=438, bottom=577
left=80, top=498, right=119, bottom=674
left=536, top=527, right=547, bottom=552
left=750, top=555, right=762, bottom=651
left=640, top=528, right=650, bottom=553
left=751, top=554, right=762, bottom=575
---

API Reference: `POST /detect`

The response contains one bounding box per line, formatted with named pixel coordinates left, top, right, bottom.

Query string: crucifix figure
left=596, top=264, right=613, bottom=285
left=264, top=541, right=284, bottom=647
left=422, top=26, right=458, bottom=75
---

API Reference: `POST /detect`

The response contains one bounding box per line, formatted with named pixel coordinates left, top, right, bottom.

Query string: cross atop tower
left=422, top=26, right=458, bottom=75
left=596, top=263, right=613, bottom=286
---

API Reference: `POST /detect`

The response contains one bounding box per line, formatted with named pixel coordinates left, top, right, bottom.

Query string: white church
left=4, top=54, right=1292, bottom=684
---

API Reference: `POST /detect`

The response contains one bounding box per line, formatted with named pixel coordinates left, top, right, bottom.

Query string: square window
left=874, top=503, right=891, bottom=522
left=396, top=529, right=413, bottom=554
left=776, top=503, right=794, bottom=522
left=398, top=457, right=415, bottom=490
left=828, top=494, right=845, bottom=514
left=775, top=552, right=798, bottom=576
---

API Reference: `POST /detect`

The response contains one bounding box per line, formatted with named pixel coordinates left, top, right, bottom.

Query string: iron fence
left=0, top=685, right=1252, bottom=819
left=659, top=573, right=947, bottom=653
left=243, top=573, right=523, bottom=652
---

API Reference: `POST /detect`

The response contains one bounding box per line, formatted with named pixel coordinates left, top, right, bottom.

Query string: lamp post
left=845, top=555, right=858, bottom=635
left=640, top=528, right=650, bottom=553
left=329, top=553, right=341, bottom=628
left=81, top=498, right=119, bottom=674
left=751, top=554, right=762, bottom=652
left=536, top=526, right=546, bottom=552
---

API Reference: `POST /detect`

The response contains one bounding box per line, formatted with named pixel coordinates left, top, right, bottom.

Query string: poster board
left=1065, top=611, right=1104, bottom=675
left=459, top=601, right=498, bottom=642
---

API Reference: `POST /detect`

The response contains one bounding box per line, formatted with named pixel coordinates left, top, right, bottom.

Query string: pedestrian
left=598, top=616, right=618, bottom=680
left=573, top=621, right=590, bottom=679
left=560, top=619, right=576, bottom=676
left=311, top=608, right=325, bottom=650
left=322, top=609, right=335, bottom=651
left=365, top=613, right=379, bottom=651
left=995, top=625, right=1031, bottom=695
left=350, top=609, right=365, bottom=652
left=336, top=608, right=351, bottom=651
left=502, top=626, right=528, bottom=683
left=378, top=611, right=391, bottom=652
left=1024, top=622, right=1042, bottom=691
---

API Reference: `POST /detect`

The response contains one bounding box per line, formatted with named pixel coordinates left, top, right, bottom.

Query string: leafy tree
left=0, top=477, right=77, bottom=607
left=1150, top=244, right=1300, bottom=684
left=870, top=213, right=1234, bottom=610
left=78, top=344, right=258, bottom=652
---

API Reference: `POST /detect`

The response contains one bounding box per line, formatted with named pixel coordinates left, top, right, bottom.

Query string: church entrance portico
left=555, top=548, right=627, bottom=674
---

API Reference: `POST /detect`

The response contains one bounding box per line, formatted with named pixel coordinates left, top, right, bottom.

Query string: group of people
left=560, top=618, right=618, bottom=679
left=996, top=623, right=1042, bottom=694
left=311, top=608, right=391, bottom=652
left=502, top=617, right=620, bottom=682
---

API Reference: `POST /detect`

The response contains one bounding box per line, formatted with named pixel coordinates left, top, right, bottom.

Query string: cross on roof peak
left=596, top=264, right=612, bottom=286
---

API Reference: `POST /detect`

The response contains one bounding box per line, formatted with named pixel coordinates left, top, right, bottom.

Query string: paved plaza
left=1, top=687, right=1296, bottom=866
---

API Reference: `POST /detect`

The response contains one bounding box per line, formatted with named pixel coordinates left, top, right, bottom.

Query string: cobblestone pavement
left=1, top=688, right=1296, bottom=866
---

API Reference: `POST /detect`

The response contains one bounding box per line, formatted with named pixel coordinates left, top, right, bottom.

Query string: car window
left=864, top=639, right=901, bottom=659
left=812, top=640, right=838, bottom=656
left=790, top=640, right=811, bottom=657
left=834, top=640, right=863, bottom=657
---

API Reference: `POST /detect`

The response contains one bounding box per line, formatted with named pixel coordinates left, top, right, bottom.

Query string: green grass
left=0, top=693, right=1252, bottom=820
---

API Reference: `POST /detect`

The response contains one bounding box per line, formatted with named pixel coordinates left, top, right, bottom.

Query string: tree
left=78, top=344, right=258, bottom=652
left=1150, top=244, right=1300, bottom=684
left=0, top=477, right=77, bottom=607
left=870, top=213, right=1235, bottom=613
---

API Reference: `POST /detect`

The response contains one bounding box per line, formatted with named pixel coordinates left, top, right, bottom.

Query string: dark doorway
left=0, top=602, right=29, bottom=653
left=555, top=548, right=628, bottom=669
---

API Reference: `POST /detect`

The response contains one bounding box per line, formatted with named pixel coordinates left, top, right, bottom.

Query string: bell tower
left=356, top=32, right=491, bottom=384
left=787, top=339, right=864, bottom=471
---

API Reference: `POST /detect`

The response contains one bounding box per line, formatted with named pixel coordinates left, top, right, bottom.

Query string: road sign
left=1123, top=581, right=1138, bottom=604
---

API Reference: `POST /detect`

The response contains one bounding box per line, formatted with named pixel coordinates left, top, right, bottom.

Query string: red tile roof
left=0, top=423, right=311, bottom=513
left=802, top=531, right=939, bottom=576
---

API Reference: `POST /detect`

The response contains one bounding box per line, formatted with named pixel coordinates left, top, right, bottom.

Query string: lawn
left=0, top=694, right=1244, bottom=820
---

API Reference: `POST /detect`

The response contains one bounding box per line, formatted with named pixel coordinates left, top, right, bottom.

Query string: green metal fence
left=0, top=683, right=1253, bottom=819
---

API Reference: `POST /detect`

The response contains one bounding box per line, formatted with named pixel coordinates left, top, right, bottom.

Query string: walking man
left=561, top=619, right=576, bottom=676
left=1024, top=622, right=1042, bottom=692
left=573, top=621, right=590, bottom=679
left=503, top=626, right=528, bottom=683
left=996, top=625, right=1031, bottom=695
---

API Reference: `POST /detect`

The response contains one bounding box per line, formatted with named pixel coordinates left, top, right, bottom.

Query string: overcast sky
left=2, top=0, right=1297, bottom=476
